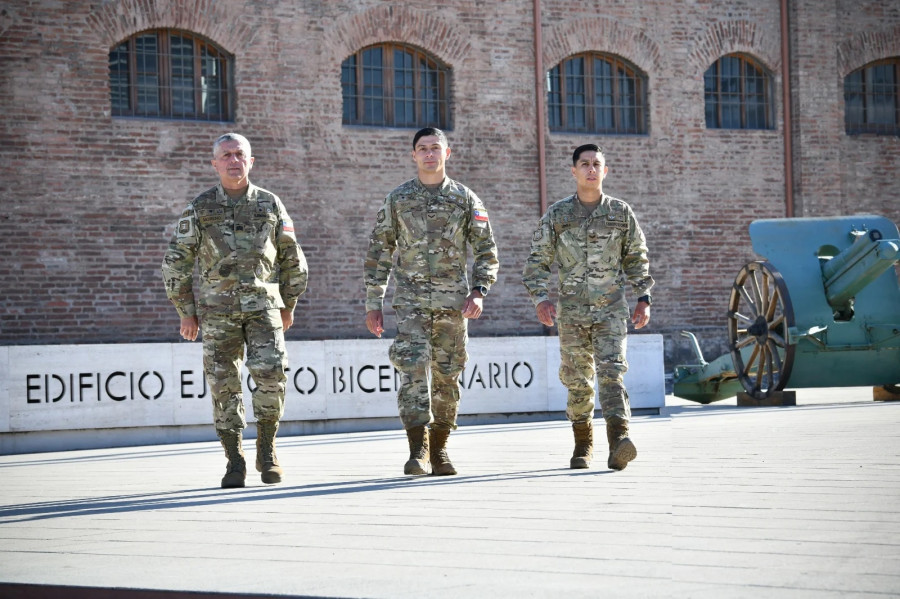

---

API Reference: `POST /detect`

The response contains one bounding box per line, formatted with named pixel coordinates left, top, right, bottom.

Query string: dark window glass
left=170, top=35, right=194, bottom=117
left=108, top=29, right=232, bottom=121
left=342, top=43, right=450, bottom=129
left=109, top=44, right=130, bottom=112
left=341, top=54, right=358, bottom=123
left=548, top=53, right=647, bottom=134
left=845, top=58, right=900, bottom=135
left=704, top=54, right=773, bottom=130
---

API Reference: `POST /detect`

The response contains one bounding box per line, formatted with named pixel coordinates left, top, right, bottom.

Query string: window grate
left=845, top=58, right=900, bottom=135
left=342, top=43, right=450, bottom=129
left=109, top=29, right=232, bottom=121
left=548, top=53, right=648, bottom=135
left=704, top=54, right=773, bottom=130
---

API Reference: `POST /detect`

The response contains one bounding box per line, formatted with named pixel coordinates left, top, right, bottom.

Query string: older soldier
left=365, top=127, right=499, bottom=476
left=522, top=144, right=653, bottom=471
left=162, top=133, right=308, bottom=488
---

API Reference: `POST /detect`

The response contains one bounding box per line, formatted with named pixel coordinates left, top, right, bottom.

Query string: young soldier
left=365, top=128, right=499, bottom=476
left=522, top=144, right=653, bottom=470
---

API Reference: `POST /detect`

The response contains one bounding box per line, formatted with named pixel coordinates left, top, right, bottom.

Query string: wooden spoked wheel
left=727, top=261, right=796, bottom=398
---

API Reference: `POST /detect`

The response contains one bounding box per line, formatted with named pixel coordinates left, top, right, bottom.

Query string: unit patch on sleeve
left=176, top=217, right=194, bottom=238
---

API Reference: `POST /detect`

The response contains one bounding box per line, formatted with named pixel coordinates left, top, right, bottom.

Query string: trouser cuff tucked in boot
left=429, top=425, right=457, bottom=476
left=570, top=420, right=594, bottom=469
left=217, top=429, right=247, bottom=489
left=404, top=425, right=429, bottom=475
left=606, top=417, right=637, bottom=471
left=256, top=420, right=283, bottom=484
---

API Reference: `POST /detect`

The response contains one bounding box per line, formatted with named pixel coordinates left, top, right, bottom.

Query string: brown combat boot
left=217, top=429, right=247, bottom=488
left=404, top=425, right=429, bottom=475
left=606, top=417, right=637, bottom=471
left=256, top=420, right=284, bottom=484
left=570, top=421, right=593, bottom=469
left=429, top=425, right=457, bottom=476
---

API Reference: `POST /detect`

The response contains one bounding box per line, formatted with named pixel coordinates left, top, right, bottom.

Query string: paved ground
left=1, top=388, right=899, bottom=598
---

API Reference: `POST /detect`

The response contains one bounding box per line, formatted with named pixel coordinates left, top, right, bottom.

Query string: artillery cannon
left=673, top=214, right=900, bottom=404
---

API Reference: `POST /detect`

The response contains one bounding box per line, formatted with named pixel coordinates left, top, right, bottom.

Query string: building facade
left=1, top=0, right=898, bottom=370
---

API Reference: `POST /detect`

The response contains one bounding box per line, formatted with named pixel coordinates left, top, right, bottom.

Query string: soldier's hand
left=632, top=302, right=650, bottom=329
left=281, top=308, right=294, bottom=332
left=180, top=316, right=199, bottom=341
left=536, top=301, right=556, bottom=327
left=366, top=309, right=385, bottom=337
left=462, top=293, right=483, bottom=319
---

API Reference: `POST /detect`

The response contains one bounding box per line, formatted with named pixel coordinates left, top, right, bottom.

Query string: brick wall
left=1, top=0, right=898, bottom=373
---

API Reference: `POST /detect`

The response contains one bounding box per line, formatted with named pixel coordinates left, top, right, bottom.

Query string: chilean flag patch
left=473, top=209, right=489, bottom=222
left=283, top=221, right=295, bottom=232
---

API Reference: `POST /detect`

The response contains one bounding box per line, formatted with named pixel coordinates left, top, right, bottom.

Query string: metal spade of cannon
left=673, top=214, right=900, bottom=404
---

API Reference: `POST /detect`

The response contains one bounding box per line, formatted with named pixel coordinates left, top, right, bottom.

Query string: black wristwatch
left=473, top=286, right=488, bottom=297
left=638, top=295, right=651, bottom=306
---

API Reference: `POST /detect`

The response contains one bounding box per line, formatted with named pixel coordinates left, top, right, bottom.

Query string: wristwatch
left=473, top=286, right=488, bottom=297
left=638, top=295, right=652, bottom=306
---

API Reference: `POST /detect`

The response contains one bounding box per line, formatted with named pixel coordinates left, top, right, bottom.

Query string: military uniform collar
left=414, top=176, right=450, bottom=196
left=572, top=192, right=609, bottom=217
left=216, top=182, right=257, bottom=205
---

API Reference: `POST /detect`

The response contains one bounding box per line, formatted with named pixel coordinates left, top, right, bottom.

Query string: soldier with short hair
left=365, top=127, right=499, bottom=476
left=522, top=143, right=653, bottom=471
left=162, top=132, right=308, bottom=488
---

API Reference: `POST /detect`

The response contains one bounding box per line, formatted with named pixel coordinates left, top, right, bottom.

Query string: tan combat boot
left=404, top=425, right=429, bottom=475
left=217, top=429, right=247, bottom=488
left=606, top=416, right=637, bottom=471
left=429, top=425, right=457, bottom=476
left=256, top=420, right=284, bottom=484
left=570, top=421, right=593, bottom=469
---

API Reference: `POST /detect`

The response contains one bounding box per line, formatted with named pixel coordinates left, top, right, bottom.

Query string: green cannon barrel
left=822, top=229, right=900, bottom=319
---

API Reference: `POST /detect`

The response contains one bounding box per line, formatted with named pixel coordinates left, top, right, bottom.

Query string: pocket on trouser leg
left=390, top=339, right=432, bottom=428
left=244, top=310, right=287, bottom=422
left=431, top=313, right=466, bottom=429
left=599, top=385, right=630, bottom=421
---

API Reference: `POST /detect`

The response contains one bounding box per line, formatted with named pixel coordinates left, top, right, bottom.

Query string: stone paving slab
left=0, top=388, right=898, bottom=598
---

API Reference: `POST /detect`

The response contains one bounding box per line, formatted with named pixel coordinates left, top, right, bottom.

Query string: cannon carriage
left=674, top=214, right=900, bottom=404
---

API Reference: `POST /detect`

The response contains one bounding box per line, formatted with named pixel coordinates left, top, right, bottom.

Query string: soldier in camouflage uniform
left=522, top=144, right=653, bottom=471
left=161, top=133, right=308, bottom=488
left=365, top=128, right=499, bottom=476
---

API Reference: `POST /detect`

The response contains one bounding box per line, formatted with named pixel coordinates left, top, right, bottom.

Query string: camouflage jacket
left=161, top=183, right=308, bottom=318
left=522, top=193, right=654, bottom=323
left=365, top=177, right=499, bottom=312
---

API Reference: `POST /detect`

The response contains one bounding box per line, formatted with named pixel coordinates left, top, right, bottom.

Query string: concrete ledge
left=0, top=335, right=665, bottom=454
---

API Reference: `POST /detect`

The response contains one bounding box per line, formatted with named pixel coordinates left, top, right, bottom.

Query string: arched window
left=109, top=30, right=232, bottom=121
left=844, top=58, right=900, bottom=135
left=547, top=53, right=648, bottom=134
left=342, top=43, right=450, bottom=128
left=704, top=54, right=773, bottom=130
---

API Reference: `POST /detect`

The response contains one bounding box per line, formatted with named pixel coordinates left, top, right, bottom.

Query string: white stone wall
left=1, top=336, right=664, bottom=452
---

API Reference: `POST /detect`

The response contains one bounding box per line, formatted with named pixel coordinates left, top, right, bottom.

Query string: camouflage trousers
left=201, top=309, right=287, bottom=432
left=558, top=317, right=630, bottom=425
left=389, top=306, right=468, bottom=430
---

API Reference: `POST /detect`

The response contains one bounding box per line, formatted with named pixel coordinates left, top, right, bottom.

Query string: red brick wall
left=1, top=0, right=898, bottom=372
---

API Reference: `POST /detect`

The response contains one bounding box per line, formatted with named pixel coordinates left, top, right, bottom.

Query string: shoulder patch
left=176, top=217, right=194, bottom=239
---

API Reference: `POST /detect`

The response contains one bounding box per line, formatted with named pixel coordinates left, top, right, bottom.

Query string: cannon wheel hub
left=727, top=261, right=797, bottom=398
left=747, top=315, right=769, bottom=339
